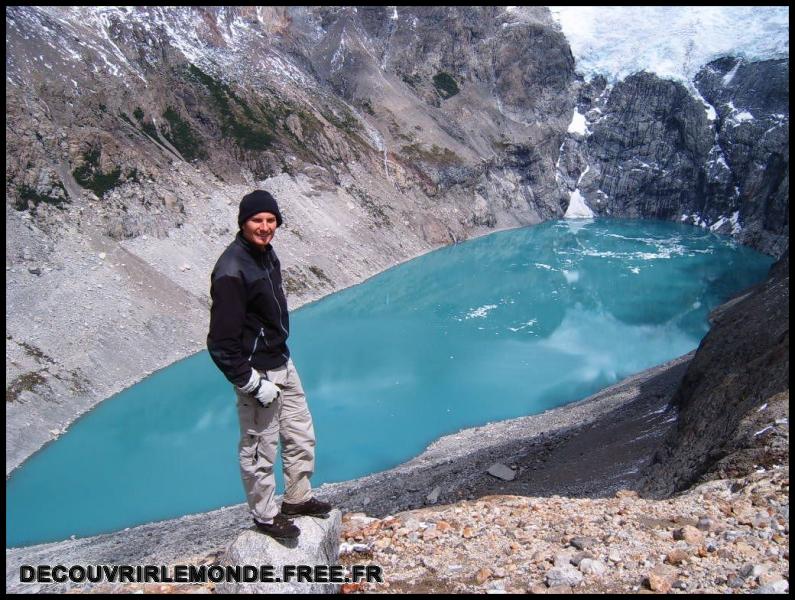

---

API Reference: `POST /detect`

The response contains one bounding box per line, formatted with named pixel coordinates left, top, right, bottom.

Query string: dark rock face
left=585, top=72, right=714, bottom=219
left=638, top=251, right=789, bottom=498
left=560, top=59, right=789, bottom=257
left=695, top=58, right=789, bottom=256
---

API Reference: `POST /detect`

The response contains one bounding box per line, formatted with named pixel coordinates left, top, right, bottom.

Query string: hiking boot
left=281, top=497, right=332, bottom=518
left=254, top=514, right=300, bottom=539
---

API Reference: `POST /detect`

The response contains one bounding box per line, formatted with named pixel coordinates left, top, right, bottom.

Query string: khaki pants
left=234, top=359, right=316, bottom=524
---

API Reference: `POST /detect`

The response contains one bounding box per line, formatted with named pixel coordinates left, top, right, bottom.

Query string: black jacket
left=207, top=232, right=290, bottom=387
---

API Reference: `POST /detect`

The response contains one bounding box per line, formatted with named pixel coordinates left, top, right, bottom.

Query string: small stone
left=728, top=576, right=745, bottom=588
left=740, top=563, right=766, bottom=579
left=578, top=559, right=606, bottom=576
left=696, top=516, right=714, bottom=530
left=99, top=252, right=106, bottom=259
left=475, top=568, right=492, bottom=585
left=435, top=521, right=452, bottom=533
left=421, top=528, right=439, bottom=541
left=373, top=537, right=391, bottom=550
left=403, top=518, right=421, bottom=532
left=673, top=525, right=704, bottom=544
left=672, top=580, right=688, bottom=590
left=757, top=572, right=780, bottom=586
left=545, top=567, right=582, bottom=588
left=756, top=580, right=789, bottom=594
left=665, top=549, right=689, bottom=565
left=569, top=537, right=597, bottom=551
left=553, top=553, right=573, bottom=568
left=426, top=486, right=441, bottom=504
left=646, top=565, right=677, bottom=593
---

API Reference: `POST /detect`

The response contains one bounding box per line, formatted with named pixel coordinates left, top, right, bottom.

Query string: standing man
left=207, top=189, right=331, bottom=539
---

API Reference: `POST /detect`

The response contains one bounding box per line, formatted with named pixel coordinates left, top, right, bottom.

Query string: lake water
left=6, top=219, right=774, bottom=547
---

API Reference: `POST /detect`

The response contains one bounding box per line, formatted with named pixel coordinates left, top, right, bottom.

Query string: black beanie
left=238, top=190, right=283, bottom=228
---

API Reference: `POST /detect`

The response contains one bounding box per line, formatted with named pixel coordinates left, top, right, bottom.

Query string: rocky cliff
left=557, top=59, right=788, bottom=257
left=5, top=4, right=789, bottom=513
left=638, top=251, right=789, bottom=498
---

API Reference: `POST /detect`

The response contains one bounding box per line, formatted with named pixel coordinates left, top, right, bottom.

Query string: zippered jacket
left=207, top=232, right=290, bottom=387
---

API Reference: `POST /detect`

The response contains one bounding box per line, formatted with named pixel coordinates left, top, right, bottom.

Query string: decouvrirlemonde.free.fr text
left=20, top=564, right=384, bottom=585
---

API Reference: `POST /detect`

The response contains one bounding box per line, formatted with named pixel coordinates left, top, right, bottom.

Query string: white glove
left=238, top=369, right=281, bottom=407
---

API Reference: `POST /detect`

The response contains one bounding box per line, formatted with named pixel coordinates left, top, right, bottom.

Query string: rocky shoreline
left=6, top=351, right=694, bottom=593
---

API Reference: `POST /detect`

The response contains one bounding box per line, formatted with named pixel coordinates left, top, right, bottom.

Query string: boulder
left=216, top=511, right=342, bottom=594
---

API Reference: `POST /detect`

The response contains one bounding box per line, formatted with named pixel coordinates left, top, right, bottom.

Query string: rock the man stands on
left=207, top=189, right=331, bottom=539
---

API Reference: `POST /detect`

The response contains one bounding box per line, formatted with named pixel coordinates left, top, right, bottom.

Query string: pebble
left=647, top=564, right=677, bottom=592
left=578, top=558, right=606, bottom=576
left=673, top=525, right=704, bottom=544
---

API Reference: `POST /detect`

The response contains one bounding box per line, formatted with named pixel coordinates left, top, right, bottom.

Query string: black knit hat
left=238, top=190, right=283, bottom=228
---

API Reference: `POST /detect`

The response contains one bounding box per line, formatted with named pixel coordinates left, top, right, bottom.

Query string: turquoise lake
left=6, top=219, right=774, bottom=547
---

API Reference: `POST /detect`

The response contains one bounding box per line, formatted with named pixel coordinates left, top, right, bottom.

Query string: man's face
left=242, top=211, right=278, bottom=249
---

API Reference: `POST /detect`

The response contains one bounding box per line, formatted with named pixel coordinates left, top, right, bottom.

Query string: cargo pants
left=233, top=358, right=316, bottom=525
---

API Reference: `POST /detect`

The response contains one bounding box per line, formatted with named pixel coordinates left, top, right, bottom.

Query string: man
left=207, top=189, right=331, bottom=539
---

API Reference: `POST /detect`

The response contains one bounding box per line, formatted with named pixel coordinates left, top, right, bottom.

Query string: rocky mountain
left=4, top=3, right=789, bottom=541
left=6, top=5, right=579, bottom=475
left=558, top=58, right=788, bottom=256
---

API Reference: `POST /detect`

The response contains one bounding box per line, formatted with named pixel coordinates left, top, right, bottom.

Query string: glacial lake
left=6, top=219, right=774, bottom=547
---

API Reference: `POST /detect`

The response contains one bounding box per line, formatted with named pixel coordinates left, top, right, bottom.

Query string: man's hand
left=238, top=369, right=281, bottom=407
left=253, top=378, right=280, bottom=407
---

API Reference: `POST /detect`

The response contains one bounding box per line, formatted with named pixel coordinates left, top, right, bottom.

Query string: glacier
left=549, top=6, right=789, bottom=84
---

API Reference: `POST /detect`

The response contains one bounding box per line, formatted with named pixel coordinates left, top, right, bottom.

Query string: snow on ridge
left=548, top=6, right=789, bottom=86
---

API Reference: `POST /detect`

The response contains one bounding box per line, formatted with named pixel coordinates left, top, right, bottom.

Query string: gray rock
left=216, top=511, right=342, bottom=594
left=487, top=463, right=516, bottom=481
left=545, top=566, right=583, bottom=588
left=569, top=536, right=597, bottom=551
left=578, top=558, right=607, bottom=576
left=553, top=553, right=574, bottom=568
left=426, top=486, right=442, bottom=504
left=754, top=579, right=788, bottom=594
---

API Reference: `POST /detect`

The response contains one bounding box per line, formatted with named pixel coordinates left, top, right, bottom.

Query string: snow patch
left=729, top=211, right=742, bottom=234
left=576, top=165, right=590, bottom=186
left=567, top=107, right=589, bottom=135
left=722, top=60, right=741, bottom=86
left=733, top=110, right=754, bottom=122
left=565, top=189, right=594, bottom=219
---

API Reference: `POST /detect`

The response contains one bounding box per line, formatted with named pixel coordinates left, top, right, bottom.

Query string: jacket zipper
left=259, top=249, right=290, bottom=362
left=248, top=327, right=265, bottom=362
